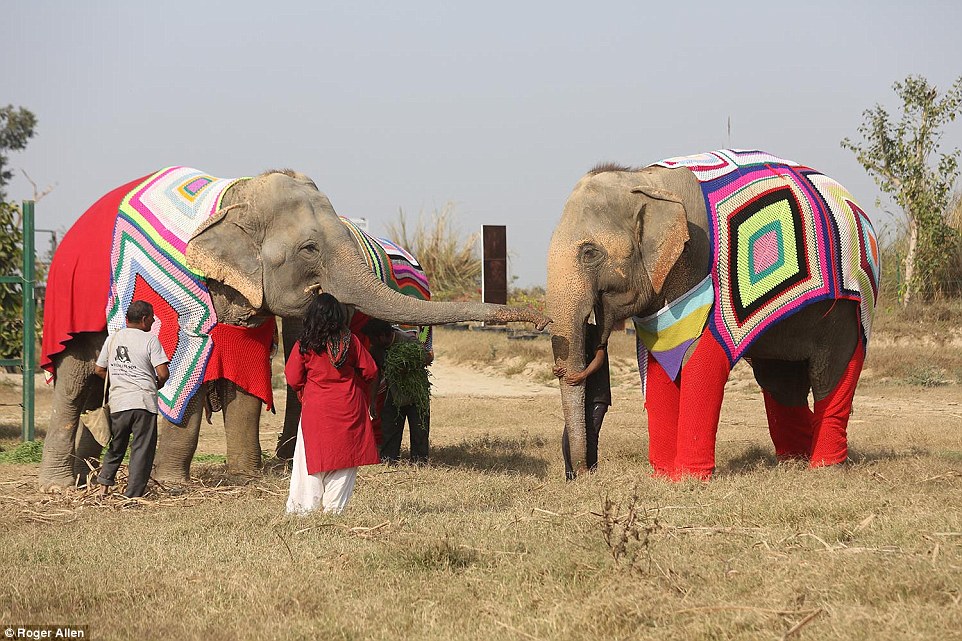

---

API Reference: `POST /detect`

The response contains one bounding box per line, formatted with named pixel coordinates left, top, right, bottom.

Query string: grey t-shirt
left=96, top=328, right=169, bottom=414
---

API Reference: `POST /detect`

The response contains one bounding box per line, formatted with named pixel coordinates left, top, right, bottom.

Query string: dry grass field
left=1, top=323, right=960, bottom=640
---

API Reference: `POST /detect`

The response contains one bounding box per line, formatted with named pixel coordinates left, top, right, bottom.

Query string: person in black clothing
left=362, top=318, right=433, bottom=464
left=553, top=322, right=611, bottom=479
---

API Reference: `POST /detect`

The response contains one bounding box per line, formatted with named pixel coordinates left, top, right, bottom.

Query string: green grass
left=0, top=444, right=230, bottom=466
left=0, top=438, right=43, bottom=463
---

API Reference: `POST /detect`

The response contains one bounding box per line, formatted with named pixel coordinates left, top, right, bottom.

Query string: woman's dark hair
left=300, top=293, right=347, bottom=355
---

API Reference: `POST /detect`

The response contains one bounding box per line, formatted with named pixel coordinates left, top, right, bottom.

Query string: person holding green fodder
left=362, top=318, right=433, bottom=465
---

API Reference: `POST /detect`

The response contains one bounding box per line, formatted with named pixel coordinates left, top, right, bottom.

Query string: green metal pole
left=22, top=200, right=35, bottom=442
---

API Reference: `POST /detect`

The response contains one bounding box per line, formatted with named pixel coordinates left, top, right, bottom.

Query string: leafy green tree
left=0, top=105, right=38, bottom=200
left=0, top=201, right=26, bottom=359
left=0, top=105, right=39, bottom=361
left=842, top=75, right=962, bottom=305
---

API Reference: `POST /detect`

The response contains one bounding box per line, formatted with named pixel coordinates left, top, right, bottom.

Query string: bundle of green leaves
left=383, top=339, right=431, bottom=416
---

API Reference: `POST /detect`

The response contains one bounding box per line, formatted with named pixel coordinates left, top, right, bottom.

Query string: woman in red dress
left=285, top=293, right=380, bottom=514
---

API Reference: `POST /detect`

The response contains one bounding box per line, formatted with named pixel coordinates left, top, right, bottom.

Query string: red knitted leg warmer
left=675, top=328, right=731, bottom=481
left=810, top=340, right=866, bottom=468
left=644, top=354, right=679, bottom=478
left=762, top=391, right=814, bottom=461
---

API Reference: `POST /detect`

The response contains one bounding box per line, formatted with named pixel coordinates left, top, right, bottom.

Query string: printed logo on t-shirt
left=115, top=345, right=132, bottom=363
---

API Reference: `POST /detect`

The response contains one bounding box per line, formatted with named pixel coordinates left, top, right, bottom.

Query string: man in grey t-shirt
left=95, top=300, right=170, bottom=498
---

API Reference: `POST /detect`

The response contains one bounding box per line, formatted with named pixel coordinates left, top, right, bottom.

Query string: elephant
left=547, top=150, right=880, bottom=480
left=39, top=166, right=548, bottom=491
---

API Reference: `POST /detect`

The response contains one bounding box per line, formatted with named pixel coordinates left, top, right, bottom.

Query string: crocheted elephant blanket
left=42, top=168, right=432, bottom=424
left=634, top=149, right=880, bottom=384
left=105, top=167, right=245, bottom=423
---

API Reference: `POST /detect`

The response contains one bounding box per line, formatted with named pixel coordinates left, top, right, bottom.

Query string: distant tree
left=842, top=75, right=962, bottom=305
left=0, top=201, right=27, bottom=360
left=0, top=104, right=40, bottom=361
left=0, top=105, right=38, bottom=201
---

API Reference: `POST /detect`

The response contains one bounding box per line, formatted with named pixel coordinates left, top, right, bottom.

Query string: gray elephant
left=547, top=150, right=880, bottom=480
left=39, top=166, right=548, bottom=490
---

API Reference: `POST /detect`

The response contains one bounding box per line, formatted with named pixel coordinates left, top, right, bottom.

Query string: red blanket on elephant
left=41, top=175, right=149, bottom=376
left=40, top=173, right=275, bottom=413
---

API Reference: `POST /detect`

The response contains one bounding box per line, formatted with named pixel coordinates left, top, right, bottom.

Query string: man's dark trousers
left=379, top=393, right=430, bottom=463
left=97, top=408, right=158, bottom=498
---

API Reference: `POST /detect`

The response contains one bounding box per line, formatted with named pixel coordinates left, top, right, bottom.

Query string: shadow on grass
left=848, top=445, right=934, bottom=464
left=722, top=445, right=778, bottom=474
left=720, top=444, right=938, bottom=475
left=430, top=435, right=550, bottom=478
left=0, top=422, right=48, bottom=440
left=0, top=421, right=48, bottom=440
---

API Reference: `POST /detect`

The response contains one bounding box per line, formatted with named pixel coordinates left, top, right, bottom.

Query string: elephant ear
left=187, top=203, right=264, bottom=309
left=631, top=186, right=690, bottom=295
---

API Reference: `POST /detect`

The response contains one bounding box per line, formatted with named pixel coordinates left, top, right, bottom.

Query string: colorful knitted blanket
left=106, top=167, right=246, bottom=422
left=42, top=169, right=432, bottom=426
left=339, top=217, right=434, bottom=352
left=634, top=149, right=880, bottom=383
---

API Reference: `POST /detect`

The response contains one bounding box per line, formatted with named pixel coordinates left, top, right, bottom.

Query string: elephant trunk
left=324, top=249, right=550, bottom=329
left=552, top=332, right=587, bottom=477
left=546, top=266, right=592, bottom=478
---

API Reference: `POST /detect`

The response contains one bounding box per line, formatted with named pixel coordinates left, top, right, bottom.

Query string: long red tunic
left=285, top=335, right=380, bottom=474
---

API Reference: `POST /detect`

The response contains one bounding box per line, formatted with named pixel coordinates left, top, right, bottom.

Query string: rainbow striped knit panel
left=636, top=149, right=880, bottom=379
left=106, top=167, right=244, bottom=423
left=339, top=217, right=434, bottom=351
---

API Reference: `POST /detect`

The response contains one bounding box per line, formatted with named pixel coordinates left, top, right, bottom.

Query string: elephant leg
left=752, top=358, right=814, bottom=460
left=276, top=316, right=302, bottom=461
left=643, top=354, right=680, bottom=478
left=218, top=379, right=264, bottom=475
left=810, top=340, right=865, bottom=468
left=39, top=337, right=102, bottom=490
left=153, top=387, right=204, bottom=482
left=675, top=328, right=731, bottom=480
left=762, top=392, right=815, bottom=460
left=277, top=385, right=301, bottom=461
left=561, top=426, right=575, bottom=480
left=73, top=424, right=106, bottom=487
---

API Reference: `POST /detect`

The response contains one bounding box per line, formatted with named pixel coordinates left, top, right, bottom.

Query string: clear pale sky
left=4, top=1, right=961, bottom=287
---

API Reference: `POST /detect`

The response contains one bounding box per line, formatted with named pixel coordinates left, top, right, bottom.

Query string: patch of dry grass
left=436, top=326, right=640, bottom=386
left=2, top=377, right=962, bottom=640
left=2, top=320, right=961, bottom=640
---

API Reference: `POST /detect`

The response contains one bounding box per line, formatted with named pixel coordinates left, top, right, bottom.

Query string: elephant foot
left=153, top=467, right=191, bottom=484
left=262, top=456, right=291, bottom=475
left=225, top=463, right=263, bottom=479
left=809, top=456, right=848, bottom=469
left=38, top=474, right=82, bottom=493
left=668, top=466, right=713, bottom=482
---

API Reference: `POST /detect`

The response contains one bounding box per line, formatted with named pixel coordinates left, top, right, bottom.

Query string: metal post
left=22, top=200, right=35, bottom=442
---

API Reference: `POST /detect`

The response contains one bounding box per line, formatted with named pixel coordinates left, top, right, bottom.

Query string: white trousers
left=286, top=421, right=358, bottom=515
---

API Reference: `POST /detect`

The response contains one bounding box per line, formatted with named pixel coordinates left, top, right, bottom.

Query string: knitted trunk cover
left=635, top=150, right=880, bottom=387
left=105, top=167, right=246, bottom=423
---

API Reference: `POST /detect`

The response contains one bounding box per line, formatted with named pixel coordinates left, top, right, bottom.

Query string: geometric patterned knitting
left=105, top=167, right=246, bottom=423
left=648, top=149, right=880, bottom=368
left=339, top=217, right=434, bottom=351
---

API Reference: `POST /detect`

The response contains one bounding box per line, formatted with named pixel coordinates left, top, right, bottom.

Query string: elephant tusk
left=304, top=283, right=324, bottom=295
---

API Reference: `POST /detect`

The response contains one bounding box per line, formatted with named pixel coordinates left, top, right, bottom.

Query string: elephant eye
left=579, top=244, right=604, bottom=267
left=299, top=242, right=320, bottom=258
